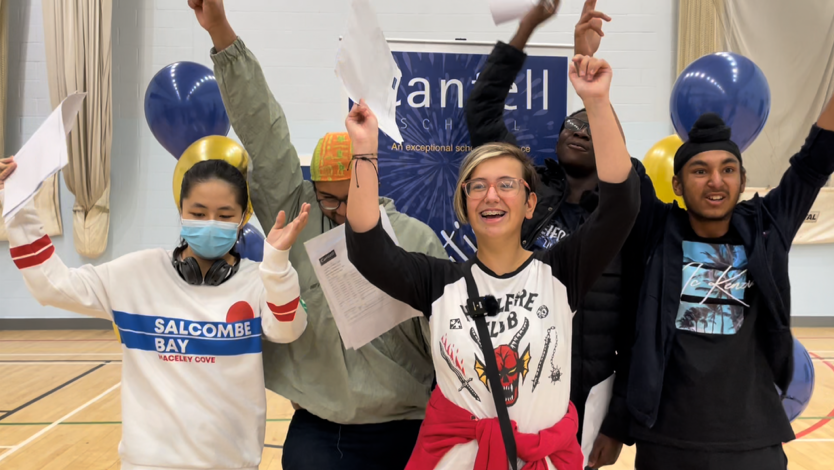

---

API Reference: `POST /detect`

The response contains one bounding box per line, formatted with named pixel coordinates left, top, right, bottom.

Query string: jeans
left=282, top=409, right=423, bottom=470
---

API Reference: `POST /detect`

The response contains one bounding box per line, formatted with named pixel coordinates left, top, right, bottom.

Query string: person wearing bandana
left=190, top=2, right=448, bottom=469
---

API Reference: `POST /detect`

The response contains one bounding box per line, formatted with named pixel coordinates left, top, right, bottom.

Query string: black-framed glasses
left=564, top=117, right=591, bottom=137
left=317, top=196, right=347, bottom=211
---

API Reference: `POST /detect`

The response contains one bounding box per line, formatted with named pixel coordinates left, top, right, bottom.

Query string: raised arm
left=343, top=102, right=446, bottom=316
left=465, top=3, right=559, bottom=147
left=258, top=205, right=311, bottom=343
left=545, top=57, right=639, bottom=309
left=192, top=0, right=307, bottom=224
left=760, top=93, right=834, bottom=244
left=1, top=165, right=113, bottom=320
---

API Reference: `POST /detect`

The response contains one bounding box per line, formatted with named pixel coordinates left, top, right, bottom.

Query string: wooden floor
left=0, top=329, right=832, bottom=469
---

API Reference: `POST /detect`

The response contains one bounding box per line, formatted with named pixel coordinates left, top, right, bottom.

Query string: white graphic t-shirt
left=346, top=175, right=639, bottom=469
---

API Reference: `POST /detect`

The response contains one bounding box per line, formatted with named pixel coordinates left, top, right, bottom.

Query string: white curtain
left=716, top=0, right=834, bottom=188
left=0, top=0, right=63, bottom=241
left=43, top=0, right=113, bottom=258
left=677, top=0, right=724, bottom=75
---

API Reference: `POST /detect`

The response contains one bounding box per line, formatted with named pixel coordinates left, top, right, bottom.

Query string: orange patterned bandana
left=310, top=132, right=353, bottom=182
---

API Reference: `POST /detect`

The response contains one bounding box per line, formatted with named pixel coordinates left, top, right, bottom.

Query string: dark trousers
left=282, top=409, right=423, bottom=470
left=635, top=441, right=788, bottom=470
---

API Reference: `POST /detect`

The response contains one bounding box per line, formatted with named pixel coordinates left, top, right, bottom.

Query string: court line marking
left=264, top=444, right=284, bottom=449
left=0, top=419, right=292, bottom=426
left=0, top=339, right=116, bottom=342
left=0, top=382, right=121, bottom=463
left=0, top=361, right=120, bottom=365
left=0, top=353, right=121, bottom=357
left=0, top=362, right=110, bottom=422
left=795, top=354, right=834, bottom=439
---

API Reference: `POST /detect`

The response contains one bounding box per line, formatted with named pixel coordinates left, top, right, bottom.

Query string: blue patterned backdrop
left=352, top=50, right=569, bottom=261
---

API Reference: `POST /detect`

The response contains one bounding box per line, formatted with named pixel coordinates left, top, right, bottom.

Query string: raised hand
left=569, top=55, right=612, bottom=102
left=344, top=99, right=379, bottom=154
left=0, top=156, right=16, bottom=190
left=189, top=0, right=225, bottom=31
left=520, top=0, right=560, bottom=30
left=266, top=203, right=311, bottom=252
left=574, top=0, right=611, bottom=57
left=188, top=0, right=236, bottom=50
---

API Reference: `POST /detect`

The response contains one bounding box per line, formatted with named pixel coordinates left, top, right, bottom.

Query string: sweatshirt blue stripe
left=113, top=310, right=263, bottom=338
left=113, top=310, right=263, bottom=356
left=119, top=330, right=262, bottom=356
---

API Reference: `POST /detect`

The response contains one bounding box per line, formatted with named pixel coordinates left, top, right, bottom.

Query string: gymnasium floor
left=0, top=329, right=831, bottom=470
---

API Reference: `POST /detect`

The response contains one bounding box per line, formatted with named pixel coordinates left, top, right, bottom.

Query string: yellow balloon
left=173, top=136, right=254, bottom=224
left=112, top=323, right=121, bottom=343
left=643, top=134, right=686, bottom=209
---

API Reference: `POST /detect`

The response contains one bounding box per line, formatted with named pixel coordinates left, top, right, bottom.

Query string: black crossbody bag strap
left=462, top=260, right=518, bottom=470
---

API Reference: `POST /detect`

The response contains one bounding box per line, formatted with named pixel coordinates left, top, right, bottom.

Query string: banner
left=742, top=187, right=834, bottom=245
left=369, top=48, right=569, bottom=261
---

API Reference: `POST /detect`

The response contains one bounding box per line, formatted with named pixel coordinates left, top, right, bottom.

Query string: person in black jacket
left=464, top=1, right=653, bottom=468
left=626, top=97, right=834, bottom=470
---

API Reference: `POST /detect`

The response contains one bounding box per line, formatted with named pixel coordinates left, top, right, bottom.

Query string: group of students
left=2, top=0, right=834, bottom=470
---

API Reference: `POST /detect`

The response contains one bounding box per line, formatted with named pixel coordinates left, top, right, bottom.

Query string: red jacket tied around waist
left=406, top=388, right=584, bottom=470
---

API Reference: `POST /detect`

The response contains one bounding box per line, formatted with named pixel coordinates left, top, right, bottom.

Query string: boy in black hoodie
left=627, top=96, right=834, bottom=469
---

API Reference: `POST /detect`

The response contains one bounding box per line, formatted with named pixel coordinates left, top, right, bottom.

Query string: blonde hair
left=453, top=143, right=538, bottom=224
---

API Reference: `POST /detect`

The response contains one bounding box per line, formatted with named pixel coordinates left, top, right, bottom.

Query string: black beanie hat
left=673, top=113, right=742, bottom=174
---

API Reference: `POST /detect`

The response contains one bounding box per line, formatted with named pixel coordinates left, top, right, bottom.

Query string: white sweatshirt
left=3, top=195, right=307, bottom=470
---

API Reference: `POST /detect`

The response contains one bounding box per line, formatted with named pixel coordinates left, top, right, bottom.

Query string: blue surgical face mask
left=180, top=218, right=241, bottom=260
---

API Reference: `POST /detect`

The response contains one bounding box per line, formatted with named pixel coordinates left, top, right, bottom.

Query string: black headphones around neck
left=171, top=245, right=241, bottom=286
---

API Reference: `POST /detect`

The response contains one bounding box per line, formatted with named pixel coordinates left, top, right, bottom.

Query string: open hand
left=574, top=1, right=611, bottom=57
left=588, top=433, right=623, bottom=468
left=188, top=0, right=227, bottom=33
left=0, top=156, right=17, bottom=190
left=569, top=55, right=612, bottom=102
left=345, top=99, right=379, bottom=154
left=266, top=203, right=311, bottom=252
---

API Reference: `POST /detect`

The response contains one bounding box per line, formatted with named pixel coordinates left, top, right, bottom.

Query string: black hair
left=180, top=159, right=249, bottom=212
left=177, top=160, right=248, bottom=254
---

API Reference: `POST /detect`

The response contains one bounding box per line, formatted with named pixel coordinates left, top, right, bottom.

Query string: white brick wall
left=1, top=0, right=829, bottom=319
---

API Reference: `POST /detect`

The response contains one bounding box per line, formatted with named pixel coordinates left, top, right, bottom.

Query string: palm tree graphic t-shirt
left=677, top=240, right=753, bottom=335
left=631, top=227, right=794, bottom=450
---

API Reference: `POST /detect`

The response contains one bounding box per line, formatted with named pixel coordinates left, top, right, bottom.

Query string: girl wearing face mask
left=0, top=157, right=309, bottom=470
left=344, top=55, right=639, bottom=470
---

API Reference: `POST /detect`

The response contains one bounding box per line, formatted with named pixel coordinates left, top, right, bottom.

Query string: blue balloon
left=780, top=338, right=815, bottom=422
left=236, top=223, right=265, bottom=262
left=671, top=52, right=770, bottom=152
left=144, top=62, right=231, bottom=159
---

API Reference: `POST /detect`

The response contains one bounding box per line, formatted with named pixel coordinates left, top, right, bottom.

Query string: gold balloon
left=643, top=134, right=686, bottom=209
left=172, top=136, right=254, bottom=224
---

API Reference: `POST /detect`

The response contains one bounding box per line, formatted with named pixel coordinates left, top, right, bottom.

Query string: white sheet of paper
left=3, top=92, right=87, bottom=219
left=581, top=372, right=616, bottom=467
left=489, top=0, right=538, bottom=24
left=335, top=0, right=404, bottom=144
left=304, top=206, right=419, bottom=349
